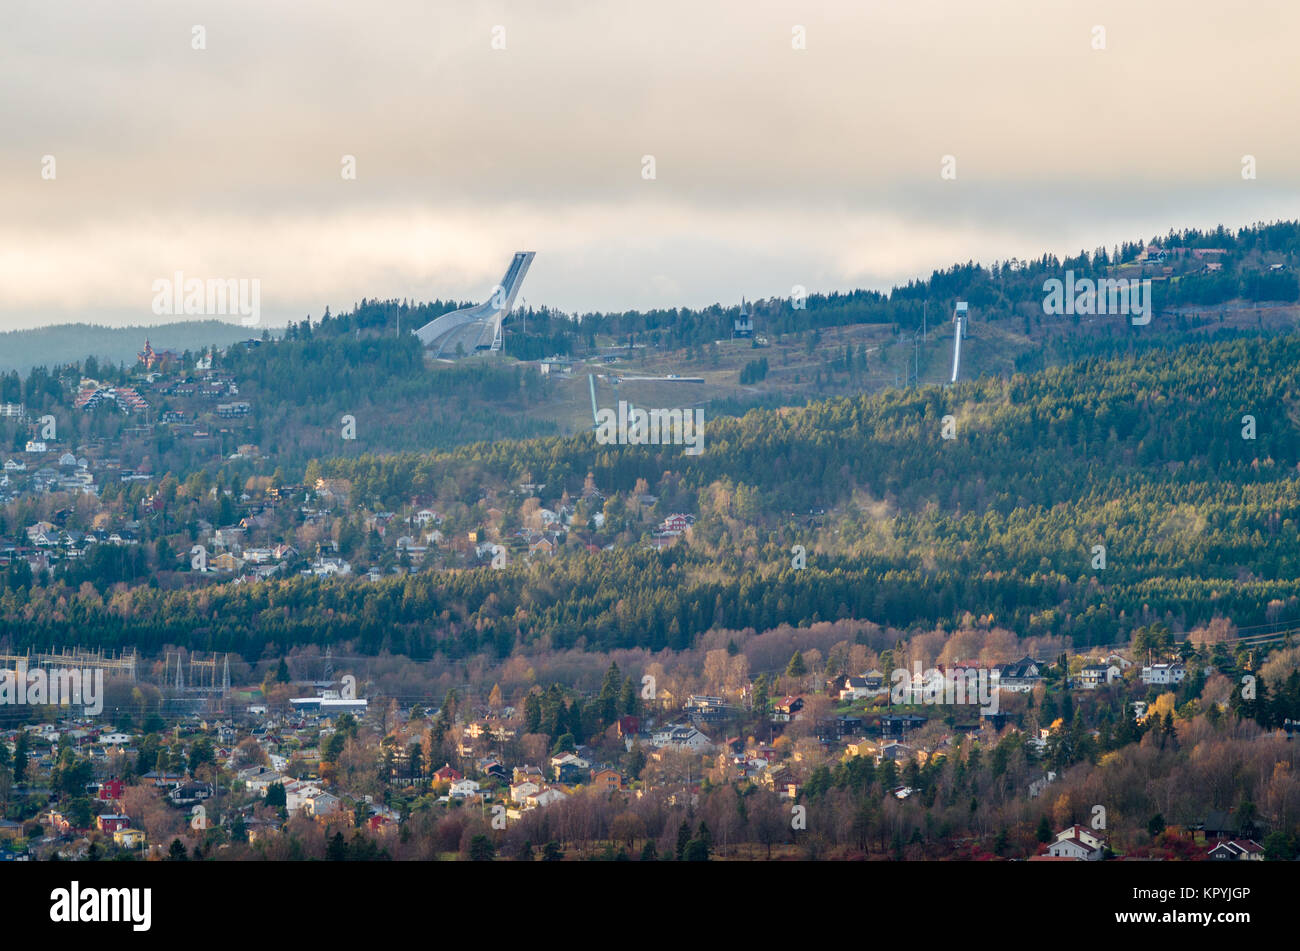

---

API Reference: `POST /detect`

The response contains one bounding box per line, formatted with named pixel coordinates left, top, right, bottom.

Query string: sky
left=3, top=0, right=1299, bottom=330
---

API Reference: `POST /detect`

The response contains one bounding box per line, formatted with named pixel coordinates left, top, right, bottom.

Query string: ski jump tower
left=949, top=301, right=968, bottom=384
left=413, top=252, right=536, bottom=357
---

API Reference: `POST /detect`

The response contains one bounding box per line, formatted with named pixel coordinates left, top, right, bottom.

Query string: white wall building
left=1141, top=663, right=1186, bottom=685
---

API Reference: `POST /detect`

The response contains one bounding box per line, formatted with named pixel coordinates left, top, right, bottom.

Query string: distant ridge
left=0, top=321, right=266, bottom=374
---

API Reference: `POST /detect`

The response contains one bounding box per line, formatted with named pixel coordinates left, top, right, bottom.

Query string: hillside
left=0, top=321, right=260, bottom=374
left=197, top=219, right=1300, bottom=457
left=2, top=222, right=1300, bottom=659
left=5, top=330, right=1300, bottom=659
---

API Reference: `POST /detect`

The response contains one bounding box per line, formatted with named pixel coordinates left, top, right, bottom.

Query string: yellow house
left=213, top=551, right=244, bottom=572
left=113, top=828, right=146, bottom=849
left=844, top=739, right=878, bottom=759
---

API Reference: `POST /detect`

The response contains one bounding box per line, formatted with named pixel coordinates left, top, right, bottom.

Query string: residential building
left=1046, top=824, right=1106, bottom=861
left=1207, top=839, right=1264, bottom=861
left=1141, top=663, right=1187, bottom=685
left=1079, top=664, right=1121, bottom=689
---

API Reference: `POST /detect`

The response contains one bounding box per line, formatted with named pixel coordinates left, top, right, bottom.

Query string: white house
left=510, top=780, right=541, bottom=804
left=1047, top=825, right=1106, bottom=860
left=525, top=787, right=568, bottom=809
left=1079, top=664, right=1121, bottom=689
left=449, top=778, right=481, bottom=799
left=650, top=724, right=713, bottom=752
left=838, top=676, right=878, bottom=701
left=238, top=766, right=282, bottom=795
left=997, top=657, right=1044, bottom=693
left=550, top=752, right=589, bottom=771
left=305, top=791, right=340, bottom=816
left=1141, top=663, right=1186, bottom=685
left=311, top=557, right=352, bottom=577
left=284, top=781, right=324, bottom=814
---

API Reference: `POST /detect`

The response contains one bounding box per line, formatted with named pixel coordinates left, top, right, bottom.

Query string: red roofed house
left=1045, top=824, right=1106, bottom=861
left=433, top=763, right=463, bottom=783
left=773, top=696, right=805, bottom=722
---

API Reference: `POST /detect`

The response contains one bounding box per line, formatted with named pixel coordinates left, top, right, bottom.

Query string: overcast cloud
left=3, top=0, right=1298, bottom=329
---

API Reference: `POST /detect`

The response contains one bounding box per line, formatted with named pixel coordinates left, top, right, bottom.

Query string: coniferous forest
left=5, top=328, right=1300, bottom=657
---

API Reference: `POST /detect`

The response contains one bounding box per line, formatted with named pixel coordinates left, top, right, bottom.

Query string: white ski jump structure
left=950, top=301, right=968, bottom=384
left=413, top=252, right=535, bottom=357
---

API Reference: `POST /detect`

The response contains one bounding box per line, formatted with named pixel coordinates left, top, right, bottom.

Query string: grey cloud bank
left=4, top=0, right=1299, bottom=326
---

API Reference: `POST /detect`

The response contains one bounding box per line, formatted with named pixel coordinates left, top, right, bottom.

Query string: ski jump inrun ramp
left=413, top=251, right=535, bottom=357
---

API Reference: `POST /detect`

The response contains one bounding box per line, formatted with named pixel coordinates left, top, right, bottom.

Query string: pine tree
left=752, top=674, right=771, bottom=718
left=619, top=677, right=640, bottom=718
left=327, top=831, right=348, bottom=861
left=598, top=662, right=621, bottom=726
left=524, top=691, right=543, bottom=733
left=12, top=731, right=28, bottom=784
left=786, top=650, right=807, bottom=678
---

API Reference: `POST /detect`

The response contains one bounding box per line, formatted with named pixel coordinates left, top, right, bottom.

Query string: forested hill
left=273, top=220, right=1300, bottom=356
left=329, top=330, right=1300, bottom=514
left=7, top=331, right=1300, bottom=659
left=188, top=218, right=1300, bottom=468
left=8, top=219, right=1290, bottom=475
left=525, top=219, right=1300, bottom=347
left=0, top=321, right=257, bottom=374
